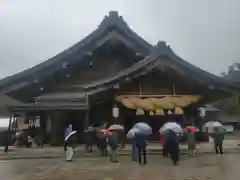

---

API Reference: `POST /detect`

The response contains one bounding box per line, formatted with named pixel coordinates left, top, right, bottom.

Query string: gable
left=0, top=11, right=153, bottom=96
left=82, top=42, right=240, bottom=96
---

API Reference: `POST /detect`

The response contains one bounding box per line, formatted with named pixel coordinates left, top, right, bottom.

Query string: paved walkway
left=0, top=140, right=239, bottom=160
left=1, top=154, right=240, bottom=180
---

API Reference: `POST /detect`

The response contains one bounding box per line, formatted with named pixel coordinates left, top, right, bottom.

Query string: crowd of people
left=2, top=121, right=224, bottom=166
left=64, top=124, right=225, bottom=165
left=2, top=126, right=44, bottom=153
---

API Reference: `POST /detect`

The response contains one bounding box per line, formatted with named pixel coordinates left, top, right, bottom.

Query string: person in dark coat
left=213, top=127, right=224, bottom=155
left=107, top=131, right=119, bottom=163
left=134, top=132, right=148, bottom=165
left=34, top=128, right=44, bottom=148
left=162, top=130, right=170, bottom=157
left=26, top=136, right=33, bottom=148
left=165, top=130, right=180, bottom=165
left=85, top=127, right=94, bottom=153
left=3, top=131, right=10, bottom=153
left=132, top=135, right=138, bottom=162
left=118, top=130, right=125, bottom=149
left=97, top=132, right=108, bottom=157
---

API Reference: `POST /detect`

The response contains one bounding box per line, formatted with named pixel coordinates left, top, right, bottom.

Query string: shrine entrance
left=116, top=95, right=200, bottom=141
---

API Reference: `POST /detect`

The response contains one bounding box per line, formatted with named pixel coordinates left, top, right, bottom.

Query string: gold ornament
left=121, top=98, right=136, bottom=109
left=167, top=110, right=173, bottom=115
left=155, top=97, right=175, bottom=109
left=149, top=111, right=154, bottom=116
left=170, top=95, right=202, bottom=107
left=136, top=98, right=155, bottom=110
left=155, top=109, right=165, bottom=115
left=136, top=108, right=144, bottom=115
left=174, top=107, right=184, bottom=115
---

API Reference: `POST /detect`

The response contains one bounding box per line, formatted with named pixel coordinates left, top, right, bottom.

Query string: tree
left=221, top=62, right=240, bottom=82
left=214, top=96, right=240, bottom=115
left=216, top=62, right=240, bottom=114
left=0, top=95, right=22, bottom=116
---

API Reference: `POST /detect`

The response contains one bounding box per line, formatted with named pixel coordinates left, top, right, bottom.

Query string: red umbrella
left=160, top=135, right=164, bottom=145
left=100, top=129, right=112, bottom=135
left=184, top=126, right=198, bottom=133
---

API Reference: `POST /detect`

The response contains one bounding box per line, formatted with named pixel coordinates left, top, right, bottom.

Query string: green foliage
left=0, top=95, right=9, bottom=116
left=214, top=95, right=240, bottom=115
left=217, top=62, right=240, bottom=114
left=0, top=95, right=22, bottom=116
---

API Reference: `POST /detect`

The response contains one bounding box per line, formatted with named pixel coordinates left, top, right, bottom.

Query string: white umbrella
left=127, top=128, right=140, bottom=139
left=87, top=126, right=94, bottom=132
left=203, top=121, right=222, bottom=128
left=203, top=121, right=224, bottom=133
left=65, top=131, right=77, bottom=141
left=159, top=122, right=183, bottom=134
left=134, top=122, right=152, bottom=135
left=108, top=124, right=124, bottom=131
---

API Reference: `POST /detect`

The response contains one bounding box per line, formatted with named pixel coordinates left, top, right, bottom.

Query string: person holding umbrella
left=162, top=130, right=170, bottom=157
left=107, top=124, right=124, bottom=163
left=96, top=129, right=109, bottom=157
left=184, top=126, right=197, bottom=156
left=107, top=130, right=119, bottom=163
left=202, top=121, right=224, bottom=155
left=3, top=130, right=10, bottom=153
left=133, top=122, right=152, bottom=165
left=160, top=122, right=182, bottom=165
left=85, top=125, right=94, bottom=153
left=134, top=132, right=148, bottom=165
left=187, top=129, right=196, bottom=156
left=165, top=130, right=180, bottom=165
left=65, top=131, right=77, bottom=161
left=213, top=127, right=224, bottom=155
left=127, top=128, right=139, bottom=162
left=64, top=124, right=73, bottom=151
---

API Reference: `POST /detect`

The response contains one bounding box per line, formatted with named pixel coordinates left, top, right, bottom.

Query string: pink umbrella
left=184, top=126, right=198, bottom=133
left=100, top=129, right=112, bottom=135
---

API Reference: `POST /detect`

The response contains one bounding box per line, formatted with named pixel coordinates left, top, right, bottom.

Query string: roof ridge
left=99, top=11, right=127, bottom=27
left=82, top=41, right=240, bottom=93
left=0, top=11, right=153, bottom=93
left=164, top=44, right=237, bottom=87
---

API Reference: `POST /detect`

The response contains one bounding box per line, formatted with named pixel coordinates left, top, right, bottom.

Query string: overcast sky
left=0, top=0, right=239, bottom=79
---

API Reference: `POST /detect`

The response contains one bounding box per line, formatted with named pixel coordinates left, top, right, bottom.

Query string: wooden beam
left=116, top=94, right=202, bottom=98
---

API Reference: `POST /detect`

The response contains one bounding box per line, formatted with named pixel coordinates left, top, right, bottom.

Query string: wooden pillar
left=84, top=110, right=89, bottom=129
left=84, top=95, right=90, bottom=129
left=43, top=114, right=51, bottom=144
left=50, top=111, right=62, bottom=145
left=8, top=114, right=12, bottom=131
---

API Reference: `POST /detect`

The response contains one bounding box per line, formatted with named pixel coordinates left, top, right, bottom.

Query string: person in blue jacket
left=134, top=132, right=148, bottom=165
left=132, top=133, right=138, bottom=162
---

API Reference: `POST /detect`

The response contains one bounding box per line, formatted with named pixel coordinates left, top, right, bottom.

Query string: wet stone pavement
left=0, top=154, right=240, bottom=180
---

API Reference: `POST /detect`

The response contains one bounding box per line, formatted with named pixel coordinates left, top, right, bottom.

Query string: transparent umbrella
left=108, top=124, right=124, bottom=131
left=159, top=122, right=183, bottom=134
left=203, top=121, right=224, bottom=133
left=133, top=122, right=152, bottom=135
left=127, top=128, right=140, bottom=139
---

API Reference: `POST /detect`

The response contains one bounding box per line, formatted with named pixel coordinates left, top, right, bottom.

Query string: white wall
left=0, top=117, right=9, bottom=127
